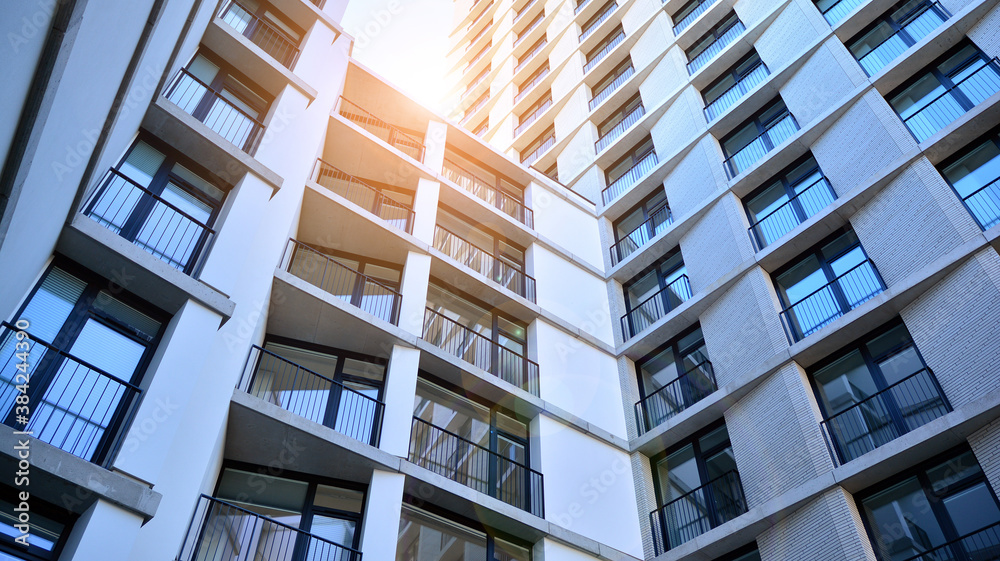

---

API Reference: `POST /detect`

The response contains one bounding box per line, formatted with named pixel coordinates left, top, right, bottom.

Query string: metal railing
left=673, top=0, right=719, bottom=34
left=433, top=225, right=536, bottom=302
left=466, top=20, right=491, bottom=51
left=515, top=12, right=544, bottom=47
left=164, top=67, right=266, bottom=154
left=779, top=259, right=884, bottom=343
left=901, top=58, right=1000, bottom=143
left=409, top=417, right=544, bottom=517
left=441, top=159, right=534, bottom=228
left=515, top=38, right=547, bottom=73
left=589, top=64, right=634, bottom=110
left=462, top=66, right=491, bottom=100
left=747, top=177, right=836, bottom=251
left=635, top=360, right=716, bottom=434
left=596, top=102, right=645, bottom=153
left=575, top=0, right=592, bottom=14
left=84, top=168, right=216, bottom=274
left=240, top=345, right=384, bottom=446
left=621, top=275, right=692, bottom=339
left=855, top=2, right=946, bottom=76
left=467, top=0, right=493, bottom=31
left=723, top=112, right=798, bottom=178
left=520, top=133, right=556, bottom=165
left=602, top=150, right=658, bottom=204
left=337, top=97, right=425, bottom=161
left=961, top=176, right=1000, bottom=231
left=219, top=0, right=300, bottom=68
left=583, top=30, right=625, bottom=74
left=515, top=65, right=549, bottom=103
left=820, top=368, right=949, bottom=466
left=283, top=239, right=401, bottom=325
left=687, top=20, right=745, bottom=74
left=514, top=98, right=553, bottom=137
left=422, top=308, right=540, bottom=396
left=580, top=2, right=617, bottom=42
left=609, top=204, right=672, bottom=265
left=313, top=159, right=414, bottom=234
left=819, top=0, right=864, bottom=24
left=0, top=322, right=142, bottom=468
left=897, top=520, right=1000, bottom=561
left=704, top=60, right=769, bottom=121
left=514, top=0, right=538, bottom=22
left=462, top=93, right=491, bottom=124
left=650, top=470, right=747, bottom=554
left=177, top=495, right=362, bottom=561
left=466, top=41, right=492, bottom=71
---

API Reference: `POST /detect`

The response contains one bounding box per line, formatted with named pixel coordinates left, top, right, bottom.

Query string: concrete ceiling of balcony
left=343, top=61, right=437, bottom=137
left=322, top=117, right=424, bottom=193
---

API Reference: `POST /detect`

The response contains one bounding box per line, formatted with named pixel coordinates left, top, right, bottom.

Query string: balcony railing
left=0, top=322, right=142, bottom=468
left=515, top=65, right=549, bottom=103
left=747, top=177, right=836, bottom=251
left=583, top=30, right=625, bottom=74
left=609, top=204, right=671, bottom=265
left=898, top=520, right=1000, bottom=561
left=960, top=176, right=1000, bottom=231
left=466, top=41, right=492, bottom=71
left=466, top=20, right=491, bottom=51
left=650, top=470, right=747, bottom=554
left=779, top=259, right=884, bottom=343
left=575, top=0, right=592, bottom=14
left=596, top=103, right=645, bottom=153
left=514, top=0, right=538, bottom=22
left=422, top=308, right=540, bottom=396
left=589, top=64, right=634, bottom=111
left=673, top=0, right=719, bottom=34
left=462, top=67, right=491, bottom=100
left=83, top=169, right=216, bottom=274
left=819, top=0, right=864, bottom=24
left=409, top=417, right=544, bottom=516
left=177, top=495, right=362, bottom=561
left=218, top=0, right=300, bottom=68
left=338, top=97, right=425, bottom=161
left=704, top=60, right=769, bottom=121
left=687, top=20, right=745, bottom=74
left=901, top=58, right=1000, bottom=143
left=313, top=159, right=415, bottom=234
left=621, top=274, right=692, bottom=339
left=441, top=159, right=534, bottom=228
left=283, top=239, right=401, bottom=325
left=461, top=94, right=491, bottom=124
left=521, top=134, right=555, bottom=165
left=515, top=13, right=544, bottom=47
left=635, top=360, right=716, bottom=434
left=434, top=225, right=537, bottom=302
left=515, top=39, right=547, bottom=73
left=467, top=0, right=493, bottom=31
left=602, top=150, right=658, bottom=205
left=240, top=345, right=384, bottom=446
left=164, top=68, right=266, bottom=154
left=820, top=368, right=949, bottom=466
left=723, top=112, right=799, bottom=179
left=514, top=98, right=553, bottom=137
left=855, top=2, right=946, bottom=76
left=580, top=2, right=617, bottom=42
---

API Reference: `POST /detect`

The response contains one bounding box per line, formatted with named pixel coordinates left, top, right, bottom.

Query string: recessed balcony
left=441, top=159, right=533, bottom=228
left=337, top=97, right=425, bottom=162
left=620, top=274, right=691, bottom=340
left=778, top=259, right=884, bottom=343
left=747, top=176, right=836, bottom=251
left=635, top=359, right=716, bottom=435
left=722, top=112, right=799, bottom=179
left=602, top=149, right=657, bottom=205
left=164, top=68, right=266, bottom=154
left=609, top=203, right=671, bottom=265
left=313, top=159, right=415, bottom=234
left=650, top=470, right=748, bottom=554
left=433, top=225, right=536, bottom=302
left=218, top=0, right=300, bottom=69
left=589, top=63, right=633, bottom=111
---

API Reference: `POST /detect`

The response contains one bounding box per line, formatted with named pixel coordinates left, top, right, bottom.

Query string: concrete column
left=398, top=251, right=432, bottom=337
left=358, top=470, right=405, bottom=559
left=411, top=178, right=440, bottom=245
left=60, top=499, right=144, bottom=561
left=422, top=120, right=448, bottom=173
left=381, top=344, right=420, bottom=457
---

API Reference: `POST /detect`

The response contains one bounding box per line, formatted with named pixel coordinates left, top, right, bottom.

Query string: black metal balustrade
left=902, top=58, right=1000, bottom=143
left=337, top=97, right=425, bottom=161
left=583, top=30, right=625, bottom=74
left=779, top=260, right=884, bottom=343
left=673, top=0, right=719, bottom=34
left=747, top=177, right=836, bottom=251
left=84, top=168, right=216, bottom=274
left=602, top=150, right=658, bottom=204
left=580, top=2, right=617, bottom=42
left=961, top=176, right=1000, bottom=230
left=621, top=275, right=692, bottom=339
left=897, top=520, right=1000, bottom=561
left=313, top=159, right=415, bottom=234
left=609, top=204, right=671, bottom=265
left=434, top=226, right=537, bottom=302
left=441, top=159, right=534, bottom=228
left=635, top=360, right=716, bottom=434
left=819, top=0, right=863, bottom=24
left=177, top=495, right=362, bottom=561
left=164, top=68, right=266, bottom=154
left=218, top=0, right=300, bottom=68
left=687, top=20, right=744, bottom=74
left=704, top=60, right=769, bottom=121
left=514, top=98, right=553, bottom=137
left=422, top=308, right=540, bottom=396
left=596, top=103, right=645, bottom=153
left=409, top=417, right=544, bottom=517
left=855, top=2, right=946, bottom=76
left=283, top=239, right=401, bottom=325
left=589, top=64, right=634, bottom=111
left=0, top=322, right=142, bottom=467
left=723, top=113, right=798, bottom=178
left=521, top=134, right=556, bottom=165
left=821, top=368, right=950, bottom=465
left=240, top=345, right=384, bottom=446
left=650, top=470, right=747, bottom=554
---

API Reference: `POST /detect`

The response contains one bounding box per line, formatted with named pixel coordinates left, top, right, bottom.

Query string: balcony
left=818, top=0, right=864, bottom=25
left=515, top=38, right=547, bottom=74
left=635, top=360, right=716, bottom=435
left=650, top=470, right=748, bottom=554
left=239, top=345, right=384, bottom=446
left=467, top=0, right=493, bottom=31
left=514, top=98, right=553, bottom=137
left=723, top=113, right=799, bottom=179
left=900, top=58, right=1000, bottom=143
left=589, top=64, right=634, bottom=111
left=466, top=41, right=492, bottom=72
left=515, top=12, right=544, bottom=47
left=779, top=259, right=884, bottom=342
left=896, top=521, right=1000, bottom=561
left=580, top=2, right=617, bottom=42
left=218, top=0, right=300, bottom=69
left=855, top=2, right=947, bottom=76
left=466, top=20, right=491, bottom=51
left=433, top=225, right=536, bottom=302
left=461, top=93, right=491, bottom=125
left=409, top=417, right=544, bottom=516
left=673, top=0, right=719, bottom=34
left=462, top=67, right=491, bottom=100
left=441, top=159, right=534, bottom=228
left=583, top=30, right=625, bottom=74
left=514, top=0, right=539, bottom=22
left=422, top=308, right=540, bottom=396
left=609, top=204, right=671, bottom=265
left=337, top=97, right=425, bottom=161
left=620, top=275, right=692, bottom=340
left=704, top=60, right=769, bottom=121
left=83, top=169, right=216, bottom=274
left=164, top=68, right=266, bottom=154
left=282, top=239, right=401, bottom=325
left=960, top=176, right=1000, bottom=230
left=602, top=150, right=658, bottom=205
left=688, top=20, right=745, bottom=74
left=515, top=65, right=549, bottom=104
left=596, top=102, right=645, bottom=153
left=177, top=495, right=362, bottom=561
left=747, top=177, right=836, bottom=251
left=313, top=160, right=415, bottom=234
left=520, top=134, right=555, bottom=165
left=575, top=0, right=592, bottom=14
left=820, top=368, right=950, bottom=465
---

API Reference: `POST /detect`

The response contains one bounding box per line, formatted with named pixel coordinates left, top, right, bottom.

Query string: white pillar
left=422, top=120, right=448, bottom=173
left=398, top=251, right=432, bottom=337
left=61, top=499, right=144, bottom=561
left=411, top=178, right=440, bottom=245
left=381, top=345, right=421, bottom=457
left=358, top=470, right=405, bottom=559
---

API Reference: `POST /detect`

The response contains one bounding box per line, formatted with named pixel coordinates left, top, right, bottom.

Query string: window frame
left=612, top=188, right=670, bottom=245
left=605, top=136, right=655, bottom=185
left=184, top=49, right=273, bottom=123
left=649, top=420, right=736, bottom=509
left=622, top=248, right=687, bottom=315
left=598, top=93, right=643, bottom=138
left=701, top=50, right=765, bottom=108
left=846, top=0, right=950, bottom=69
left=585, top=24, right=624, bottom=65
left=742, top=153, right=827, bottom=248
left=634, top=324, right=708, bottom=404
left=398, top=499, right=533, bottom=560
left=427, top=279, right=529, bottom=352
left=0, top=485, right=76, bottom=561
left=936, top=125, right=1000, bottom=230
left=720, top=97, right=793, bottom=160
left=685, top=11, right=740, bottom=62
left=437, top=203, right=528, bottom=274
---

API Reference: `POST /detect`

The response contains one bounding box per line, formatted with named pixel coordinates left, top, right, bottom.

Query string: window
left=714, top=545, right=762, bottom=561
left=218, top=0, right=304, bottom=68
left=521, top=125, right=555, bottom=165
left=516, top=63, right=549, bottom=100
left=938, top=128, right=1000, bottom=230
left=858, top=447, right=1000, bottom=561
left=809, top=321, right=949, bottom=464
left=84, top=135, right=226, bottom=273
left=815, top=0, right=864, bottom=24
left=397, top=503, right=531, bottom=561
left=743, top=155, right=835, bottom=250
left=672, top=0, right=713, bottom=31
left=685, top=12, right=744, bottom=73
left=773, top=229, right=884, bottom=341
left=1, top=262, right=164, bottom=465
left=597, top=94, right=644, bottom=149
left=721, top=98, right=798, bottom=177
left=621, top=251, right=690, bottom=338
left=610, top=188, right=671, bottom=265
left=590, top=58, right=634, bottom=110
left=516, top=91, right=552, bottom=133
left=0, top=486, right=74, bottom=561
left=703, top=51, right=769, bottom=120
left=314, top=163, right=415, bottom=232
left=435, top=205, right=529, bottom=298
left=634, top=326, right=714, bottom=433
left=888, top=42, right=1000, bottom=143
left=584, top=25, right=624, bottom=70
left=847, top=0, right=949, bottom=76
left=580, top=0, right=615, bottom=40
left=607, top=137, right=655, bottom=187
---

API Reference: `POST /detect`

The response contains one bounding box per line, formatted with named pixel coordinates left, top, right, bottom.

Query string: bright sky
left=342, top=0, right=457, bottom=112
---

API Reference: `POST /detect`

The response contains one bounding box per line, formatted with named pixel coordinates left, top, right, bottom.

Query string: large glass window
left=435, top=206, right=528, bottom=297
left=218, top=0, right=303, bottom=68
left=610, top=188, right=671, bottom=264
left=397, top=504, right=530, bottom=561
left=848, top=0, right=949, bottom=76
left=721, top=98, right=798, bottom=177
left=685, top=12, right=744, bottom=73
left=286, top=244, right=402, bottom=323
left=939, top=129, right=1000, bottom=230
left=744, top=155, right=834, bottom=250
left=703, top=51, right=769, bottom=120
left=621, top=251, right=690, bottom=338
left=634, top=326, right=713, bottom=433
